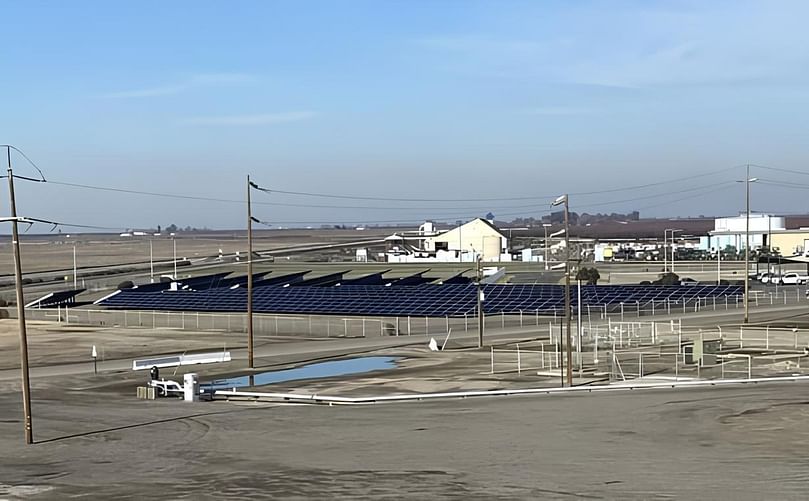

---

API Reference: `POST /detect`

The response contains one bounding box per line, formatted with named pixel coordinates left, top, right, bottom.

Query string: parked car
left=779, top=272, right=808, bottom=285
left=759, top=273, right=773, bottom=283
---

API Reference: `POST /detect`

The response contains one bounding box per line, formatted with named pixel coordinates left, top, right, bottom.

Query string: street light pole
left=476, top=255, right=484, bottom=348
left=671, top=230, right=681, bottom=273
left=7, top=146, right=33, bottom=444
left=543, top=223, right=551, bottom=271
left=246, top=175, right=255, bottom=369
left=149, top=239, right=154, bottom=283
left=173, top=236, right=177, bottom=280
left=552, top=194, right=573, bottom=387
left=72, top=242, right=77, bottom=290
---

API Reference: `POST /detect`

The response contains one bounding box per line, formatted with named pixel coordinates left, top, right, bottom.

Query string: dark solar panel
left=98, top=283, right=744, bottom=318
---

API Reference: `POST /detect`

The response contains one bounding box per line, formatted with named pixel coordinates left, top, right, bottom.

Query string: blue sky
left=2, top=0, right=809, bottom=230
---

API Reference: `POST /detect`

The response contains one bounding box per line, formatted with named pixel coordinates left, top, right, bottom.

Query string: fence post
left=490, top=346, right=494, bottom=374
left=517, top=344, right=521, bottom=375
left=740, top=325, right=744, bottom=349
left=674, top=352, right=678, bottom=380
left=541, top=343, right=545, bottom=369
left=747, top=355, right=752, bottom=380
left=408, top=316, right=411, bottom=336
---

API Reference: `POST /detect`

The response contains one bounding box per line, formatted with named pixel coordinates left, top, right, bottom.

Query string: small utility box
left=183, top=373, right=199, bottom=402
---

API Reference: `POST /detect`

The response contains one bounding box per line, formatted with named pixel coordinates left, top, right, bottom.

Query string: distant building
left=700, top=214, right=785, bottom=251
left=386, top=218, right=510, bottom=263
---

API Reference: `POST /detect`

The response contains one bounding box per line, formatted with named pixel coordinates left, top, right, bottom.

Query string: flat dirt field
left=0, top=227, right=393, bottom=276
left=1, top=377, right=808, bottom=500
left=0, top=315, right=808, bottom=499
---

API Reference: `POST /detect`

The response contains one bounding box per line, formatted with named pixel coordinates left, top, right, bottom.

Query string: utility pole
left=543, top=223, right=551, bottom=271
left=476, top=255, right=484, bottom=348
left=7, top=146, right=33, bottom=444
left=744, top=164, right=751, bottom=324
left=246, top=175, right=254, bottom=369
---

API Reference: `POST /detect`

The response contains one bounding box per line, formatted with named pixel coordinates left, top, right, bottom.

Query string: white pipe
left=215, top=375, right=809, bottom=405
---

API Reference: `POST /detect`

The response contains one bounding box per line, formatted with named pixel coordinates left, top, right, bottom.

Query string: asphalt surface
left=1, top=381, right=808, bottom=499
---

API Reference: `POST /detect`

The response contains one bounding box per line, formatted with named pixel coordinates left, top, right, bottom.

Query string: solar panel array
left=98, top=283, right=743, bottom=317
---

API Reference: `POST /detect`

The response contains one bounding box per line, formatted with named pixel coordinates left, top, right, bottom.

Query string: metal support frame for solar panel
left=292, top=271, right=349, bottom=287
left=252, top=271, right=310, bottom=288
left=25, top=289, right=86, bottom=308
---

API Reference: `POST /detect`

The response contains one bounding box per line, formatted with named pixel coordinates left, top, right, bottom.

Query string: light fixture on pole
left=551, top=194, right=572, bottom=387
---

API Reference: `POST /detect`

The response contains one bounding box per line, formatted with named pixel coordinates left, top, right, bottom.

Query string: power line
left=752, top=163, right=809, bottom=177
left=0, top=145, right=46, bottom=182
left=258, top=164, right=743, bottom=203
left=250, top=181, right=736, bottom=226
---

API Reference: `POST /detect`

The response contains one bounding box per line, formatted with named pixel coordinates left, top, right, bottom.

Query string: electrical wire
left=0, top=145, right=47, bottom=181
left=256, top=164, right=743, bottom=203
left=752, top=163, right=809, bottom=177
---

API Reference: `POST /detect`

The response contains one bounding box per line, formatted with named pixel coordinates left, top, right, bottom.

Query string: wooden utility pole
left=246, top=175, right=254, bottom=368
left=7, top=146, right=33, bottom=444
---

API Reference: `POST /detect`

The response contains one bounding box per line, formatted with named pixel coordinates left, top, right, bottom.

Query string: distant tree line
left=509, top=211, right=640, bottom=227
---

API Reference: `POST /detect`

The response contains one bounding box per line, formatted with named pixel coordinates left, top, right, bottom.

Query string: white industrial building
left=699, top=214, right=785, bottom=251
left=386, top=219, right=510, bottom=263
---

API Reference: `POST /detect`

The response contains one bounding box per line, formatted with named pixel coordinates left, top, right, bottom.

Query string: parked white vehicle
left=778, top=272, right=808, bottom=285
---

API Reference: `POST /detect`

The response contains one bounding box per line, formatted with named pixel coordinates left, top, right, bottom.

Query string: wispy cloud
left=519, top=106, right=593, bottom=116
left=102, top=85, right=187, bottom=99
left=178, top=111, right=317, bottom=126
left=100, top=72, right=255, bottom=99
left=413, top=3, right=809, bottom=89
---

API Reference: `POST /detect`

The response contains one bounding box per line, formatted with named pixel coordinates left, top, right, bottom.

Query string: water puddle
left=202, top=356, right=398, bottom=390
